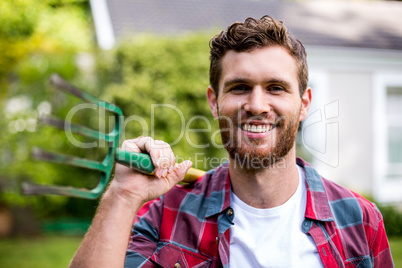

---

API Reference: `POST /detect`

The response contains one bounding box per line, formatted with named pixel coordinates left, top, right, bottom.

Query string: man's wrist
left=103, top=181, right=144, bottom=211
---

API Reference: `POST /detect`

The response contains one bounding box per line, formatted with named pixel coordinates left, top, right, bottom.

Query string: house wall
left=303, top=46, right=402, bottom=203
left=327, top=71, right=372, bottom=193
left=303, top=69, right=373, bottom=195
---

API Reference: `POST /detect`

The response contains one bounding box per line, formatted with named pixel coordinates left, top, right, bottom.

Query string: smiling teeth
left=242, top=124, right=273, bottom=133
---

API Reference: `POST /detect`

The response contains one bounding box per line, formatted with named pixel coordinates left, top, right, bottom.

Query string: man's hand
left=69, top=136, right=192, bottom=268
left=110, top=136, right=193, bottom=204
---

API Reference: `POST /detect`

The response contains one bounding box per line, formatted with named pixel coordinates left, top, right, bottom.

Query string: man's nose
left=244, top=87, right=270, bottom=115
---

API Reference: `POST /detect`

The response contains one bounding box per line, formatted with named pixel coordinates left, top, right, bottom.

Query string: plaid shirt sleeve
left=370, top=204, right=394, bottom=267
left=124, top=167, right=229, bottom=267
left=125, top=198, right=163, bottom=267
left=301, top=158, right=394, bottom=267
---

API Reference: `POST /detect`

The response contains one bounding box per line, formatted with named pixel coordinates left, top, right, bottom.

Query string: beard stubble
left=218, top=109, right=300, bottom=170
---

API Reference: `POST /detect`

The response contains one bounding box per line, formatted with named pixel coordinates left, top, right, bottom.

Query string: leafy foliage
left=97, top=33, right=227, bottom=170
left=0, top=0, right=98, bottom=221
left=365, top=195, right=402, bottom=237
left=0, top=0, right=91, bottom=94
left=377, top=204, right=402, bottom=237
left=1, top=0, right=225, bottom=223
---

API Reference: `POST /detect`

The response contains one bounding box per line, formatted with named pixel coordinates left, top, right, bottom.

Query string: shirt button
left=227, top=208, right=234, bottom=216
left=174, top=262, right=181, bottom=268
left=301, top=220, right=312, bottom=233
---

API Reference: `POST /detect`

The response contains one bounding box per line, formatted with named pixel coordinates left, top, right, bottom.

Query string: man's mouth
left=240, top=123, right=276, bottom=133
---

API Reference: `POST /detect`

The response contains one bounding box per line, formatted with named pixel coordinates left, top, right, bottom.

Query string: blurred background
left=0, top=0, right=401, bottom=267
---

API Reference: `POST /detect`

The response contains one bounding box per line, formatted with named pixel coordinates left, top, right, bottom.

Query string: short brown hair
left=209, top=15, right=308, bottom=97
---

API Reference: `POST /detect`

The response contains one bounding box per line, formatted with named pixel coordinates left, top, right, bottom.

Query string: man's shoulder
left=321, top=177, right=382, bottom=225
left=298, top=158, right=381, bottom=225
left=135, top=169, right=218, bottom=222
left=305, top=165, right=382, bottom=227
left=153, top=162, right=230, bottom=210
left=170, top=163, right=229, bottom=194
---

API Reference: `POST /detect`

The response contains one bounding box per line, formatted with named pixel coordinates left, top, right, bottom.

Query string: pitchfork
left=21, top=74, right=205, bottom=199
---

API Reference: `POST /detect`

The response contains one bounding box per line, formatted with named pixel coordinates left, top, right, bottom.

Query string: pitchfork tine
left=40, top=115, right=109, bottom=141
left=49, top=74, right=99, bottom=104
left=21, top=181, right=104, bottom=199
left=31, top=147, right=106, bottom=172
left=23, top=147, right=112, bottom=199
left=22, top=73, right=205, bottom=199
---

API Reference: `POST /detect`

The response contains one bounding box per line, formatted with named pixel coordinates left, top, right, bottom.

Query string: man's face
left=207, top=46, right=311, bottom=169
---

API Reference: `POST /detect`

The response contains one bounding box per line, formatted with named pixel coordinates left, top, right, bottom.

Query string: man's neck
left=228, top=149, right=300, bottom=209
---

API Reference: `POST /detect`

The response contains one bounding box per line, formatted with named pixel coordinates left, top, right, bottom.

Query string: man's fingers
left=147, top=141, right=174, bottom=165
left=134, top=137, right=174, bottom=169
left=121, top=137, right=176, bottom=178
left=169, top=160, right=193, bottom=185
left=121, top=139, right=142, bottom=153
left=147, top=140, right=175, bottom=178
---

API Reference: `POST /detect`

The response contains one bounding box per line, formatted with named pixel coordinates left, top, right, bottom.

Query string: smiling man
left=209, top=46, right=308, bottom=170
left=70, top=16, right=393, bottom=267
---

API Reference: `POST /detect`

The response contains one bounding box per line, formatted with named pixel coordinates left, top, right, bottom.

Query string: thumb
left=170, top=160, right=193, bottom=184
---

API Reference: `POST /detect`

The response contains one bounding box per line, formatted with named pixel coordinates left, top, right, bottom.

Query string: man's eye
left=231, top=85, right=249, bottom=92
left=268, top=86, right=284, bottom=92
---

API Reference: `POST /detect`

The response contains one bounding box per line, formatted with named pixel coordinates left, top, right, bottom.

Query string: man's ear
left=299, top=87, right=312, bottom=122
left=207, top=86, right=218, bottom=118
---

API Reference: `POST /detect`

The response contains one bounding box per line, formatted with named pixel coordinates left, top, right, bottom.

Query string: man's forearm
left=69, top=137, right=191, bottom=267
left=69, top=186, right=142, bottom=268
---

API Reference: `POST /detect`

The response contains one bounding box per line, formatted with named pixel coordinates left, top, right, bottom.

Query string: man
left=70, top=16, right=393, bottom=267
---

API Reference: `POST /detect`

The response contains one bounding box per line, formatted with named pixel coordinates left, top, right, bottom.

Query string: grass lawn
left=390, top=237, right=402, bottom=267
left=0, top=235, right=401, bottom=267
left=0, top=235, right=82, bottom=268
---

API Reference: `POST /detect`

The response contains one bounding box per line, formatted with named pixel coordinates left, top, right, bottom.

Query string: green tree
left=1, top=1, right=228, bottom=235
left=0, top=0, right=38, bottom=96
left=97, top=33, right=227, bottom=171
left=0, top=0, right=98, bottom=235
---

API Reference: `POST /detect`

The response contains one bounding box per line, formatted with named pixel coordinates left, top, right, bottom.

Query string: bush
left=377, top=204, right=402, bottom=237
left=0, top=0, right=97, bottom=234
left=96, top=33, right=227, bottom=171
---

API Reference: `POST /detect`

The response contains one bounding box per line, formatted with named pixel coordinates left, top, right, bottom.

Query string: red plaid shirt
left=125, top=158, right=394, bottom=267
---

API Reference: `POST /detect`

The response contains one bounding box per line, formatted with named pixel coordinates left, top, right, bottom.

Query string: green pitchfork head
left=21, top=74, right=156, bottom=199
left=21, top=74, right=205, bottom=199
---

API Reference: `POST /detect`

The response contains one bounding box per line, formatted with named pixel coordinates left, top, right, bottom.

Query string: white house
left=89, top=0, right=402, bottom=203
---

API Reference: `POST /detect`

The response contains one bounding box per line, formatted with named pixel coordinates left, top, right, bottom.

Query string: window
left=373, top=73, right=402, bottom=202
left=387, top=86, right=402, bottom=179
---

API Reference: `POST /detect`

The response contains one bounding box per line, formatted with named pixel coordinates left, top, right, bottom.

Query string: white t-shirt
left=229, top=166, right=324, bottom=267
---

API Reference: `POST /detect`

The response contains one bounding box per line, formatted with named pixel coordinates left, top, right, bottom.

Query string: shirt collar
left=204, top=158, right=334, bottom=222
left=297, top=158, right=334, bottom=222
left=205, top=163, right=231, bottom=218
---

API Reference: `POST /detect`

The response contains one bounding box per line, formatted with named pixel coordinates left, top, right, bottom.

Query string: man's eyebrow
left=266, top=79, right=292, bottom=88
left=223, top=78, right=251, bottom=89
left=223, top=78, right=292, bottom=89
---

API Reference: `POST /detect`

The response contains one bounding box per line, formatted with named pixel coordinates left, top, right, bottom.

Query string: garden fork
left=21, top=74, right=205, bottom=199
